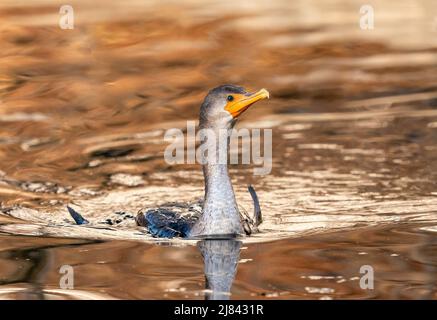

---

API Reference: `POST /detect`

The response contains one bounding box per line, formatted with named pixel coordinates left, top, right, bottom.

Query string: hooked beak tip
left=259, top=88, right=270, bottom=99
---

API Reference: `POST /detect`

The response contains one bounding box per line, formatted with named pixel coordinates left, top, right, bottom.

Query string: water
left=0, top=0, right=437, bottom=299
left=1, top=224, right=436, bottom=299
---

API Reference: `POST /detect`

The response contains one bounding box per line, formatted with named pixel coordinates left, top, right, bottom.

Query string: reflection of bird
left=69, top=85, right=268, bottom=238
left=198, top=239, right=242, bottom=300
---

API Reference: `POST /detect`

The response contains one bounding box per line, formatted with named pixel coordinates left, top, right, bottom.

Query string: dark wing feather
left=136, top=207, right=199, bottom=238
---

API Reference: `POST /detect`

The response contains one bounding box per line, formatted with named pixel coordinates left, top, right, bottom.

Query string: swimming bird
left=69, top=85, right=269, bottom=239
left=137, top=85, right=268, bottom=238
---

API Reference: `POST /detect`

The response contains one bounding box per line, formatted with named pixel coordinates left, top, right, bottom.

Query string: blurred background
left=0, top=0, right=436, bottom=299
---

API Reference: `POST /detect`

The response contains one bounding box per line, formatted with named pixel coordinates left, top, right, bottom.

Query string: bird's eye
left=227, top=95, right=234, bottom=101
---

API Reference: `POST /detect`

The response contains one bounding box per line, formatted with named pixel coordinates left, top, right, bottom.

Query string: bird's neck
left=190, top=125, right=243, bottom=237
left=201, top=126, right=238, bottom=208
left=202, top=127, right=234, bottom=198
left=203, top=162, right=235, bottom=205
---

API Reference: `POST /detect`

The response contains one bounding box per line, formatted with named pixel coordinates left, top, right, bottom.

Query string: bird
left=68, top=85, right=269, bottom=239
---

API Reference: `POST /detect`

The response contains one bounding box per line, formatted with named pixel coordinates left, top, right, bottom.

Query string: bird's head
left=199, top=84, right=269, bottom=129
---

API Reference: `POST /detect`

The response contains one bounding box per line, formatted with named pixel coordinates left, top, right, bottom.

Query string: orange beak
left=225, top=88, right=270, bottom=118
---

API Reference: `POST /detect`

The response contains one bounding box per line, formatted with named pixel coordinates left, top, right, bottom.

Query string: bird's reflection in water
left=197, top=239, right=242, bottom=300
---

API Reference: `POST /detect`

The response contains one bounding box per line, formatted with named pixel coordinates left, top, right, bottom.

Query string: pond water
left=0, top=0, right=436, bottom=299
